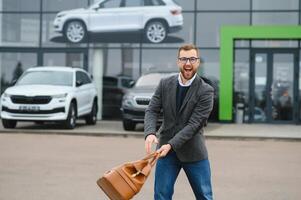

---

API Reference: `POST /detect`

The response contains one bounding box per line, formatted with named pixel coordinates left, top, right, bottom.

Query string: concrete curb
left=1, top=129, right=301, bottom=142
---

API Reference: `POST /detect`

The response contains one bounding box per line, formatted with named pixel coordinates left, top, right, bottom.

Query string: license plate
left=19, top=105, right=40, bottom=111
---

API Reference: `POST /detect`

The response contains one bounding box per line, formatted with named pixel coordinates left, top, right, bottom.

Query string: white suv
left=0, top=67, right=98, bottom=129
left=53, top=0, right=183, bottom=43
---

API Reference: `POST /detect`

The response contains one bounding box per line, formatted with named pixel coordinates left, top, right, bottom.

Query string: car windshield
left=135, top=73, right=176, bottom=87
left=17, top=71, right=73, bottom=86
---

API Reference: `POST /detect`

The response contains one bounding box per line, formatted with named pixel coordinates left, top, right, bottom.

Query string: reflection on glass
left=252, top=0, right=298, bottom=10
left=234, top=50, right=249, bottom=121
left=0, top=53, right=37, bottom=94
left=254, top=54, right=267, bottom=122
left=1, top=14, right=39, bottom=46
left=43, top=53, right=84, bottom=67
left=252, top=12, right=298, bottom=25
left=197, top=0, right=250, bottom=10
left=197, top=13, right=249, bottom=47
left=272, top=54, right=294, bottom=121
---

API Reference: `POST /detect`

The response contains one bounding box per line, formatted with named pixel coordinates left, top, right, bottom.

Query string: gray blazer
left=144, top=74, right=214, bottom=162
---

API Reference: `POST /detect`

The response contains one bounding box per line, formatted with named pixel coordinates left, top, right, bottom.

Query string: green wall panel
left=220, top=26, right=301, bottom=121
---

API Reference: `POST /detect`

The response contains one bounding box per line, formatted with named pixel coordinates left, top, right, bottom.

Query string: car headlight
left=2, top=92, right=10, bottom=98
left=52, top=93, right=68, bottom=98
left=1, top=92, right=10, bottom=102
left=122, top=94, right=135, bottom=107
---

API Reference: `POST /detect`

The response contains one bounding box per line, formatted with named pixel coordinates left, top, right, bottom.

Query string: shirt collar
left=178, top=73, right=196, bottom=87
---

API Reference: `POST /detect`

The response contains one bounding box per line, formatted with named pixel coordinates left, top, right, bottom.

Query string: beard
left=180, top=67, right=197, bottom=80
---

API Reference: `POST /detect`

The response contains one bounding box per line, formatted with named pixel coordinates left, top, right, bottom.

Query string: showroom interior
left=0, top=0, right=300, bottom=124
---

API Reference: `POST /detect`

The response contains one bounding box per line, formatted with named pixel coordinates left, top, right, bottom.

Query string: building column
left=92, top=49, right=104, bottom=120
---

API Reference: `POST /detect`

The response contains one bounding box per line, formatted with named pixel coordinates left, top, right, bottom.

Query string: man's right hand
left=145, top=134, right=158, bottom=154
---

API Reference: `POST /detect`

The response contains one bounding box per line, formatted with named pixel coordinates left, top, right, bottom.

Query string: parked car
left=0, top=66, right=98, bottom=129
left=102, top=75, right=134, bottom=119
left=53, top=0, right=183, bottom=43
left=121, top=72, right=219, bottom=130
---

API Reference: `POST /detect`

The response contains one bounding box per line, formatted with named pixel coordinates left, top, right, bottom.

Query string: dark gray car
left=121, top=72, right=176, bottom=130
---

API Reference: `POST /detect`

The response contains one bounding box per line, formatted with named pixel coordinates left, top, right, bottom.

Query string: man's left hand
left=157, top=144, right=171, bottom=157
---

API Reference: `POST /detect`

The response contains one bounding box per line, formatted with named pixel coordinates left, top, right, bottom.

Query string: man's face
left=177, top=49, right=200, bottom=80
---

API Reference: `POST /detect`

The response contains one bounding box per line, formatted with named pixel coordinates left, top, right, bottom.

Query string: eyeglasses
left=178, top=57, right=199, bottom=64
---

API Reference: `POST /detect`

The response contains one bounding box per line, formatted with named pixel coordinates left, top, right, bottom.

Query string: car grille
left=135, top=97, right=150, bottom=105
left=10, top=95, right=52, bottom=104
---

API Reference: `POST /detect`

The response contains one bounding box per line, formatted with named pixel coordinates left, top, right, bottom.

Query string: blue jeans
left=154, top=151, right=213, bottom=200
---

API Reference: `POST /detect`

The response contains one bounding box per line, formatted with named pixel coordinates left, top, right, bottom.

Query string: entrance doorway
left=249, top=49, right=299, bottom=123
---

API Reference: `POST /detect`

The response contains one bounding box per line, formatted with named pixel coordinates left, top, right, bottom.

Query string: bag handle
left=131, top=152, right=160, bottom=178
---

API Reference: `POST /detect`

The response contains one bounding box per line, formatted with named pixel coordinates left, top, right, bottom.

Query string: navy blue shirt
left=176, top=83, right=190, bottom=113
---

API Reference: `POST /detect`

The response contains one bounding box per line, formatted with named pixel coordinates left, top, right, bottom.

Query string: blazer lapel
left=169, top=75, right=178, bottom=117
left=178, top=75, right=200, bottom=114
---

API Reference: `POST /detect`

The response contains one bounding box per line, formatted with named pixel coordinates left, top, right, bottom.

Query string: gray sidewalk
left=0, top=120, right=300, bottom=140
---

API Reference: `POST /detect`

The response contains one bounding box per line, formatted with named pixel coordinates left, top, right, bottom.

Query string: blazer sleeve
left=144, top=79, right=163, bottom=139
left=168, top=86, right=214, bottom=151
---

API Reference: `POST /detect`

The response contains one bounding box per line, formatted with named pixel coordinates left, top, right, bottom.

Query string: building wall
left=0, top=0, right=300, bottom=121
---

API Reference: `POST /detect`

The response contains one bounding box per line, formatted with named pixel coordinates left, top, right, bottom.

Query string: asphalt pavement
left=0, top=121, right=300, bottom=200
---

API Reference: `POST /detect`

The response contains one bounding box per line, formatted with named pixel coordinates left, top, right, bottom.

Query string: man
left=144, top=44, right=214, bottom=200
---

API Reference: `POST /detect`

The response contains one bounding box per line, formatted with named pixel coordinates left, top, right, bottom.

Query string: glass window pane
left=43, top=53, right=84, bottom=67
left=43, top=0, right=89, bottom=12
left=1, top=0, right=40, bottom=11
left=272, top=54, right=294, bottom=121
left=252, top=12, right=298, bottom=25
left=103, top=48, right=140, bottom=78
left=0, top=14, right=39, bottom=47
left=141, top=49, right=178, bottom=75
left=174, top=0, right=195, bottom=11
left=251, top=40, right=299, bottom=48
left=235, top=40, right=250, bottom=48
left=198, top=0, right=250, bottom=10
left=200, top=49, right=220, bottom=80
left=0, top=53, right=37, bottom=93
left=254, top=53, right=268, bottom=122
left=197, top=13, right=250, bottom=47
left=234, top=50, right=250, bottom=121
left=125, top=0, right=142, bottom=7
left=252, top=0, right=298, bottom=10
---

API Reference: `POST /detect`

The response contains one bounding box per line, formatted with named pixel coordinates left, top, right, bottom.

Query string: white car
left=53, top=0, right=183, bottom=43
left=0, top=67, right=98, bottom=129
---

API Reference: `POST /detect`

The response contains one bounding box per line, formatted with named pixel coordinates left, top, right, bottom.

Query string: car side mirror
left=76, top=80, right=83, bottom=87
left=129, top=80, right=135, bottom=88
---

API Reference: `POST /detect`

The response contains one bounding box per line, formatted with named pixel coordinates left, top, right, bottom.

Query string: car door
left=75, top=71, right=90, bottom=116
left=117, top=0, right=144, bottom=31
left=88, top=0, right=122, bottom=32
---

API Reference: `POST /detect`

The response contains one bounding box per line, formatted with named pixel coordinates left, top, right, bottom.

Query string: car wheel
left=85, top=101, right=97, bottom=125
left=2, top=119, right=17, bottom=129
left=144, top=21, right=167, bottom=43
left=64, top=102, right=77, bottom=129
left=64, top=20, right=87, bottom=43
left=123, top=119, right=136, bottom=131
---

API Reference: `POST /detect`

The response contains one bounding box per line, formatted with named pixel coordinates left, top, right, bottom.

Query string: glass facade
left=0, top=0, right=300, bottom=123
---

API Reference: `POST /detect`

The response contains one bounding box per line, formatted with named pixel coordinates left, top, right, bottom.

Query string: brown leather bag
left=97, top=152, right=159, bottom=200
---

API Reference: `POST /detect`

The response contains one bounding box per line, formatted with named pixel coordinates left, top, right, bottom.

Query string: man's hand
left=157, top=144, right=171, bottom=157
left=145, top=134, right=158, bottom=154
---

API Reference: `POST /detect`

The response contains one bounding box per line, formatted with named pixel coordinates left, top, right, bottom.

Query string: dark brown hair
left=177, top=44, right=200, bottom=58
